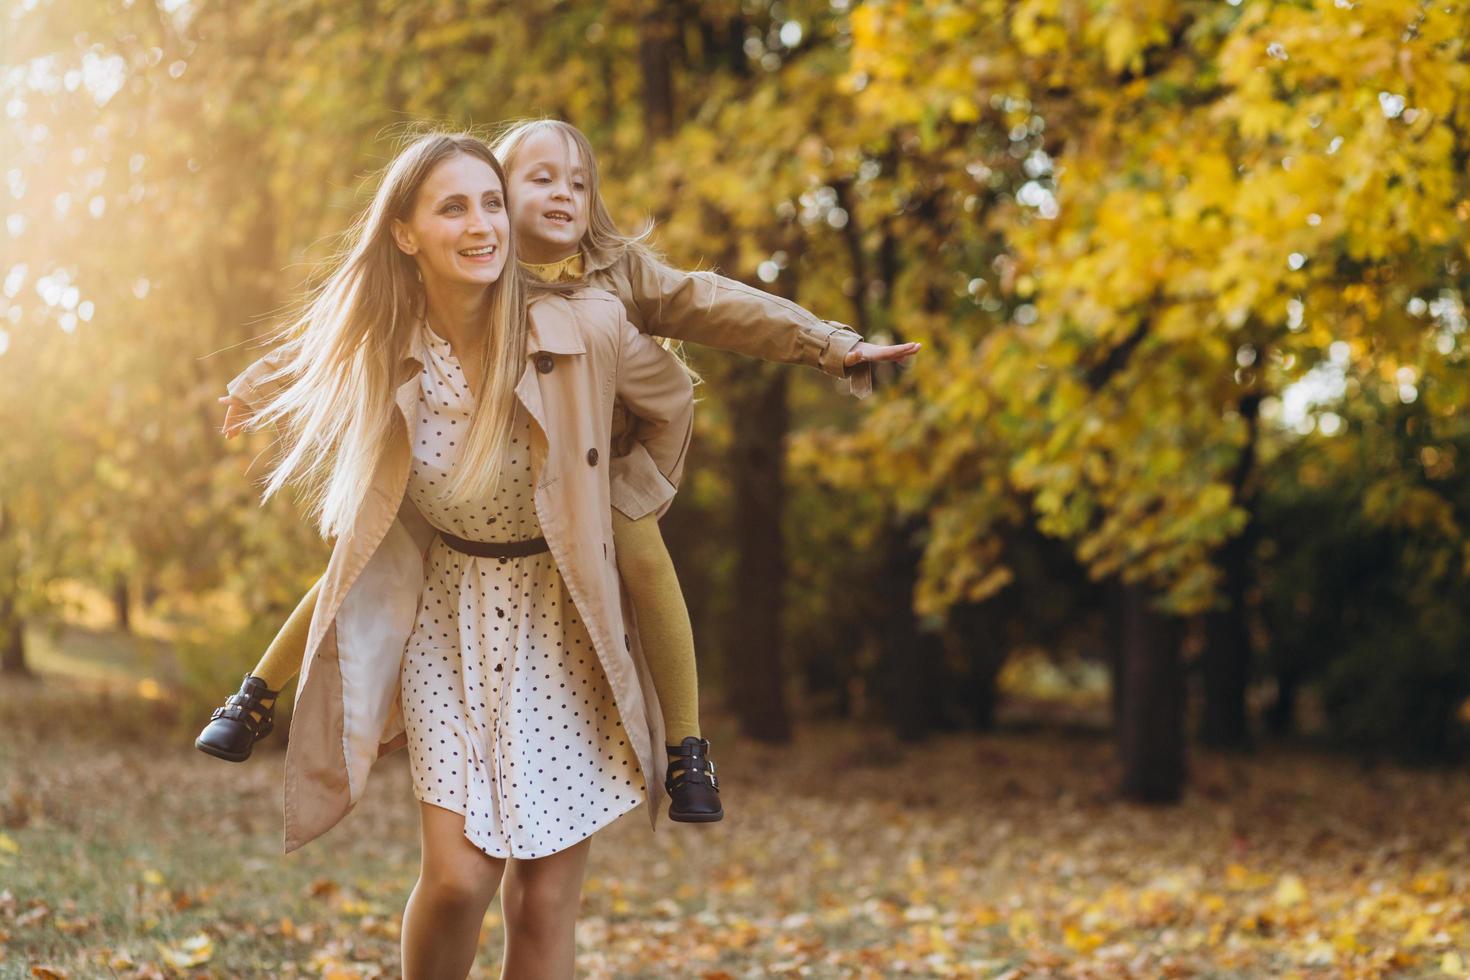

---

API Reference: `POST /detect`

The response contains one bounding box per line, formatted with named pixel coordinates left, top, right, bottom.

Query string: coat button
left=535, top=354, right=554, bottom=374
left=586, top=447, right=599, bottom=466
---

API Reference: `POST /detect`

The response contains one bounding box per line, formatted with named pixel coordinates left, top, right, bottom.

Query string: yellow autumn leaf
left=1411, top=870, right=1449, bottom=896
left=1405, top=914, right=1435, bottom=946
left=1064, top=925, right=1105, bottom=953
left=948, top=96, right=980, bottom=124
left=1273, top=874, right=1307, bottom=907
left=156, top=933, right=213, bottom=969
left=1441, top=951, right=1465, bottom=975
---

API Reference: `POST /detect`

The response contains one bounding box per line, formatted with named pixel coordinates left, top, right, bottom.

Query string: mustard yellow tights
left=248, top=511, right=701, bottom=741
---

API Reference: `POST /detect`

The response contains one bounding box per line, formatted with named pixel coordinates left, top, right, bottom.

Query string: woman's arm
left=219, top=345, right=294, bottom=437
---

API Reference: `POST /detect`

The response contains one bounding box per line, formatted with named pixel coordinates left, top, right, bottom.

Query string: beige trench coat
left=230, top=251, right=867, bottom=522
left=253, top=288, right=694, bottom=853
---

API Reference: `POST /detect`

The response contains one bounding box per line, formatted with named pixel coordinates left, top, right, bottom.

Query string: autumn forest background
left=4, top=0, right=1470, bottom=976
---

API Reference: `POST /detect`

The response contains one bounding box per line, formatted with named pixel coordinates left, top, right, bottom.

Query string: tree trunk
left=113, top=574, right=131, bottom=633
left=1200, top=531, right=1253, bottom=749
left=1264, top=667, right=1299, bottom=737
left=638, top=8, right=676, bottom=139
left=947, top=600, right=1006, bottom=732
left=1106, top=579, right=1126, bottom=734
left=1116, top=584, right=1186, bottom=803
left=0, top=595, right=27, bottom=678
left=1200, top=391, right=1260, bottom=750
left=0, top=500, right=28, bottom=678
left=725, top=360, right=791, bottom=743
left=876, top=516, right=942, bottom=741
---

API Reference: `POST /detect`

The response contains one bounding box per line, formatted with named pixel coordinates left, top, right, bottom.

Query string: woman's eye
left=442, top=203, right=464, bottom=214
left=486, top=199, right=503, bottom=210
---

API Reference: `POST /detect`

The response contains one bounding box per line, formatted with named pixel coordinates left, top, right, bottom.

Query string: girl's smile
left=509, top=128, right=590, bottom=264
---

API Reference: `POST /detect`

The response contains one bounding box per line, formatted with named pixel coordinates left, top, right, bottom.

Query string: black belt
left=439, top=530, right=550, bottom=558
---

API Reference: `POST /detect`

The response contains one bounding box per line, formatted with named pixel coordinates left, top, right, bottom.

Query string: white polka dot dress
left=399, top=323, right=643, bottom=860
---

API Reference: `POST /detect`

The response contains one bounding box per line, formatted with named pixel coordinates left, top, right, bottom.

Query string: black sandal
left=194, top=673, right=280, bottom=763
left=665, top=736, right=723, bottom=823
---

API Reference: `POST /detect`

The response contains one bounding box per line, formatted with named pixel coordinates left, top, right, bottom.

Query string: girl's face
left=507, top=128, right=590, bottom=264
left=391, top=153, right=510, bottom=290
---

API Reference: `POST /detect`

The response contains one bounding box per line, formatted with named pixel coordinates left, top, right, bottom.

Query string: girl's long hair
left=491, top=118, right=699, bottom=380
left=247, top=132, right=531, bottom=539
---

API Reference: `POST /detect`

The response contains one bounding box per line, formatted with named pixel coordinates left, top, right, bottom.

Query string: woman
left=236, top=131, right=693, bottom=978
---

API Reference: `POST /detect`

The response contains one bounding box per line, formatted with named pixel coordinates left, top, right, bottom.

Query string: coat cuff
left=609, top=444, right=679, bottom=521
left=819, top=323, right=872, bottom=400
left=226, top=359, right=274, bottom=412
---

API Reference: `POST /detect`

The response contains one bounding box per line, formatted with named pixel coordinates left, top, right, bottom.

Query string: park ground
left=1, top=623, right=1469, bottom=979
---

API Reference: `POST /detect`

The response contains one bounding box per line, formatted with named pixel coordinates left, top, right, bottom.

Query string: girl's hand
left=218, top=394, right=253, bottom=438
left=844, top=340, right=922, bottom=369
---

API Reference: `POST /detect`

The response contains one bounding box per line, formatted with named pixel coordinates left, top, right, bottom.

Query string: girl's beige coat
left=233, top=289, right=694, bottom=853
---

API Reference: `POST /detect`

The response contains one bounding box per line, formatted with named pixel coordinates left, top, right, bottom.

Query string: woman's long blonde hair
left=247, top=132, right=531, bottom=538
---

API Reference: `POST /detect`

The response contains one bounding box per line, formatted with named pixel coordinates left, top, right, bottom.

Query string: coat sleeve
left=625, top=251, right=871, bottom=399
left=610, top=306, right=695, bottom=521
left=225, top=344, right=294, bottom=413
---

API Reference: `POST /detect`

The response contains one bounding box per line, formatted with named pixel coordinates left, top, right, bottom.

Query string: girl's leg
left=610, top=510, right=700, bottom=740
left=195, top=576, right=323, bottom=760
left=402, top=802, right=507, bottom=980
left=498, top=838, right=593, bottom=980
left=250, top=574, right=322, bottom=691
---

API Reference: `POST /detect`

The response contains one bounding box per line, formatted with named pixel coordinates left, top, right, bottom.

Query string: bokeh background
left=4, top=0, right=1470, bottom=977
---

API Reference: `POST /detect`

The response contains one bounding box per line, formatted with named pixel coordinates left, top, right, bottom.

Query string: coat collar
left=390, top=298, right=584, bottom=424
left=526, top=293, right=586, bottom=355
left=580, top=243, right=620, bottom=276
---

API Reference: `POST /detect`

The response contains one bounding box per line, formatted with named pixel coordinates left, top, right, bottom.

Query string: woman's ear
left=390, top=218, right=418, bottom=256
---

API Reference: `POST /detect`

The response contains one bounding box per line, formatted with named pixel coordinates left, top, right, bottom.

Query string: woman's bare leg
left=498, top=838, right=593, bottom=980
left=402, top=802, right=507, bottom=980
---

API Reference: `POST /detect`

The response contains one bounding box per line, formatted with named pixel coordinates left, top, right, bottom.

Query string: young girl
left=232, top=130, right=692, bottom=978
left=198, top=119, right=922, bottom=823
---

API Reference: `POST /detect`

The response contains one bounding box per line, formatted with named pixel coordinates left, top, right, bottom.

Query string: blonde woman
left=228, top=131, right=693, bottom=978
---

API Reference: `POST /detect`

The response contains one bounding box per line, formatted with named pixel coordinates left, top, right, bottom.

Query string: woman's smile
left=458, top=242, right=499, bottom=261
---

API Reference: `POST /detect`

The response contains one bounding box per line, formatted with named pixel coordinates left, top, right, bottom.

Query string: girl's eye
left=533, top=177, right=551, bottom=184
left=573, top=182, right=585, bottom=191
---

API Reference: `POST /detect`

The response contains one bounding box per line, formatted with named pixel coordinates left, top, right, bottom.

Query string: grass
left=1, top=626, right=1468, bottom=978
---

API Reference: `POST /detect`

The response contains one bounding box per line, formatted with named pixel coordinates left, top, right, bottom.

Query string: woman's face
left=392, top=153, right=510, bottom=290
left=507, top=128, right=590, bottom=265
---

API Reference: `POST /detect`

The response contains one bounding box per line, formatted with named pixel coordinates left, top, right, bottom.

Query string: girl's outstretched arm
left=621, top=251, right=882, bottom=397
